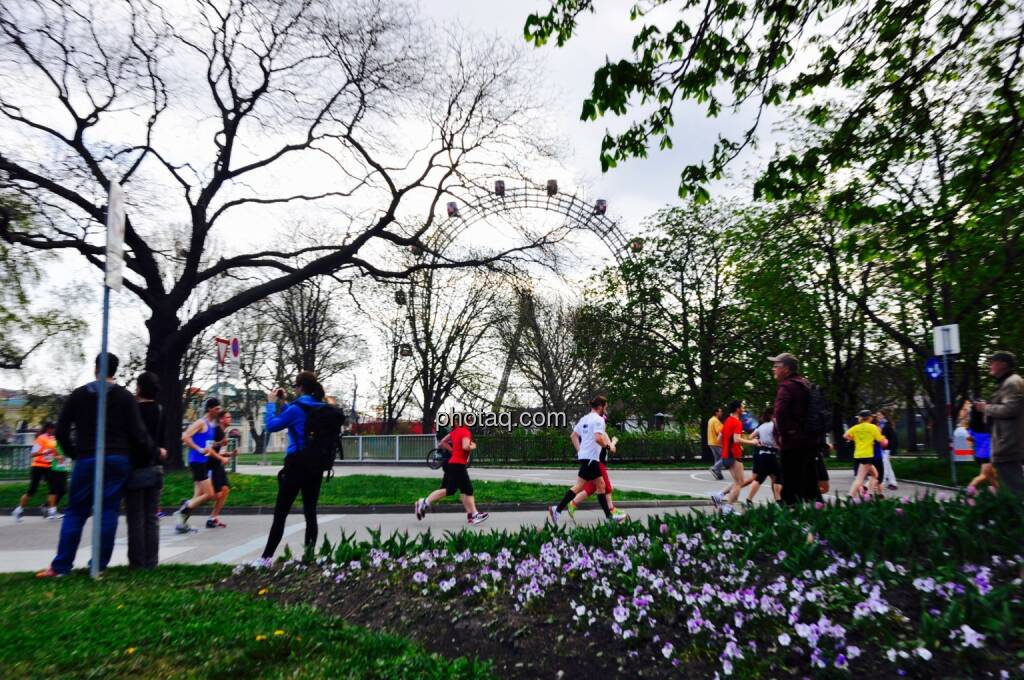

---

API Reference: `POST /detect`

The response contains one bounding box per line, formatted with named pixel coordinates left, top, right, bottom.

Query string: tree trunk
left=145, top=313, right=187, bottom=468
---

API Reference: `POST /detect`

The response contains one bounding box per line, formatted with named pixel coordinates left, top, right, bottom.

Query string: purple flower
left=659, top=523, right=669, bottom=535
left=661, top=642, right=674, bottom=659
left=412, top=571, right=428, bottom=585
left=613, top=606, right=629, bottom=623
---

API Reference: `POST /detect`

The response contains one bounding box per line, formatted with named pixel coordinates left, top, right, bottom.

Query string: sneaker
left=206, top=518, right=227, bottom=528
left=46, top=508, right=57, bottom=519
left=11, top=507, right=23, bottom=522
left=611, top=509, right=629, bottom=521
left=174, top=523, right=193, bottom=534
left=745, top=499, right=754, bottom=509
left=722, top=504, right=735, bottom=515
left=566, top=503, right=577, bottom=524
left=710, top=466, right=724, bottom=481
left=469, top=512, right=489, bottom=526
left=609, top=512, right=628, bottom=524
left=249, top=557, right=273, bottom=569
left=887, top=484, right=898, bottom=491
left=414, top=498, right=426, bottom=521
left=547, top=505, right=560, bottom=526
left=35, top=567, right=64, bottom=579
left=710, top=493, right=723, bottom=509
left=178, top=499, right=192, bottom=518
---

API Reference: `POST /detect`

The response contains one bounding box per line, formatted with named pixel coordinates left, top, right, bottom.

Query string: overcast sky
left=7, top=0, right=779, bottom=409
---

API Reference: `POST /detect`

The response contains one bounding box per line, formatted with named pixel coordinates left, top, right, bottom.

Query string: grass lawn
left=888, top=456, right=976, bottom=487
left=0, top=565, right=490, bottom=679
left=0, top=472, right=691, bottom=509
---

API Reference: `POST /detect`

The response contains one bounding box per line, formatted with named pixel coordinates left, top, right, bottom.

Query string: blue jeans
left=51, top=454, right=132, bottom=574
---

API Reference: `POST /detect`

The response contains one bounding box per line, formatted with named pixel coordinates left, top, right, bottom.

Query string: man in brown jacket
left=769, top=352, right=819, bottom=504
left=977, top=351, right=1024, bottom=497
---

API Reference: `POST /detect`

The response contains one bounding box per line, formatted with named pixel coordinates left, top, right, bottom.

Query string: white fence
left=339, top=434, right=437, bottom=462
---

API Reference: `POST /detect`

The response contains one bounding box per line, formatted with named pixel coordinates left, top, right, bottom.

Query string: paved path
left=0, top=466, right=940, bottom=574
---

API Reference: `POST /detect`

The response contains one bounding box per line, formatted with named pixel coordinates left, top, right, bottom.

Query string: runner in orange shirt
left=11, top=423, right=63, bottom=521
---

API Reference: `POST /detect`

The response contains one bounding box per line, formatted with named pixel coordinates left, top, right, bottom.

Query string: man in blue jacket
left=255, top=371, right=327, bottom=565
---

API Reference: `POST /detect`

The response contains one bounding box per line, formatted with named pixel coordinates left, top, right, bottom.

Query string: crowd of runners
left=7, top=348, right=1024, bottom=574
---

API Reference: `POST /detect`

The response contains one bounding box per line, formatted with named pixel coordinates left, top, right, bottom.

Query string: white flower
left=575, top=604, right=586, bottom=617
left=661, top=642, right=674, bottom=659
left=777, top=633, right=791, bottom=646
left=847, top=646, right=862, bottom=659
left=916, top=647, right=932, bottom=661
left=886, top=649, right=898, bottom=662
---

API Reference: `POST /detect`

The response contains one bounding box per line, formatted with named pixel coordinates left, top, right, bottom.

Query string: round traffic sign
left=230, top=337, right=241, bottom=358
left=925, top=357, right=943, bottom=380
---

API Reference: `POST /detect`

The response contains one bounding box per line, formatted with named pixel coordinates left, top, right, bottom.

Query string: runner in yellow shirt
left=844, top=410, right=888, bottom=497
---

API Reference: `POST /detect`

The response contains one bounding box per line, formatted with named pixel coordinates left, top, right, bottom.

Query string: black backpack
left=803, top=382, right=832, bottom=438
left=296, top=402, right=346, bottom=480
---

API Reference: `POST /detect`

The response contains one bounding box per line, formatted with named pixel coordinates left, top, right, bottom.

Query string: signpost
left=91, top=181, right=125, bottom=579
left=932, top=324, right=960, bottom=486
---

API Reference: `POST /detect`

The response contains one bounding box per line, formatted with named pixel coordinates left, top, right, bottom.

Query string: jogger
left=12, top=422, right=61, bottom=521
left=173, top=398, right=221, bottom=533
left=548, top=396, right=617, bottom=525
left=415, top=413, right=488, bottom=526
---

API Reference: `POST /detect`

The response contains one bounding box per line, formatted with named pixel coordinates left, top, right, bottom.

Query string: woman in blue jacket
left=256, top=371, right=326, bottom=565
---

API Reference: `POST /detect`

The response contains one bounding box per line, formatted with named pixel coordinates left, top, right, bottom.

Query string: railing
left=0, top=444, right=32, bottom=480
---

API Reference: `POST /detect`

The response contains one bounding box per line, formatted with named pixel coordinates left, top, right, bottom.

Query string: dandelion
left=256, top=634, right=267, bottom=641
left=257, top=588, right=269, bottom=596
left=125, top=647, right=136, bottom=655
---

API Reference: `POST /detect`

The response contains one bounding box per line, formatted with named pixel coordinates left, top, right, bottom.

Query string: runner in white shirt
left=548, top=396, right=617, bottom=524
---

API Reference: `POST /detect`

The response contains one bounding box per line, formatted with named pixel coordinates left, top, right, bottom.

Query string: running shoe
left=887, top=484, right=898, bottom=491
left=709, top=466, right=724, bottom=481
left=566, top=503, right=577, bottom=524
left=609, top=512, right=628, bottom=524
left=710, top=492, right=723, bottom=509
left=611, top=509, right=629, bottom=521
left=469, top=512, right=489, bottom=526
left=722, top=504, right=735, bottom=515
left=547, top=505, right=560, bottom=526
left=745, top=499, right=754, bottom=509
left=11, top=506, right=23, bottom=522
left=34, top=567, right=64, bottom=579
left=206, top=518, right=227, bottom=528
left=414, top=498, right=426, bottom=520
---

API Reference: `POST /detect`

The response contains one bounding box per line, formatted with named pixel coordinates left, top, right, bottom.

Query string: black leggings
left=262, top=459, right=323, bottom=559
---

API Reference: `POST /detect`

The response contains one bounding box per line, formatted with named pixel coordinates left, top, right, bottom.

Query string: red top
left=720, top=415, right=743, bottom=459
left=449, top=426, right=471, bottom=465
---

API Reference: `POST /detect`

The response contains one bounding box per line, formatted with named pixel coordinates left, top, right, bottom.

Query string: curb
left=16, top=499, right=710, bottom=517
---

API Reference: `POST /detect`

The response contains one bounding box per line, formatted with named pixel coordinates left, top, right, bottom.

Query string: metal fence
left=0, top=444, right=32, bottom=480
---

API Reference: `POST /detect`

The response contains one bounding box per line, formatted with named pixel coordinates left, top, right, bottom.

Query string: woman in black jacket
left=126, top=371, right=166, bottom=569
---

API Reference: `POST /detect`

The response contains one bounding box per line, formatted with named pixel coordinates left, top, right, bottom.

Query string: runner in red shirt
left=711, top=400, right=757, bottom=513
left=415, top=414, right=489, bottom=525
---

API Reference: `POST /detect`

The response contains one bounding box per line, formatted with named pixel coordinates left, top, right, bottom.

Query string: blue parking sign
left=925, top=357, right=943, bottom=380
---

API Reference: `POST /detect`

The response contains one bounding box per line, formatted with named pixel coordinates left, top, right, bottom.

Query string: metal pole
left=90, top=285, right=111, bottom=579
left=394, top=435, right=400, bottom=462
left=943, top=352, right=957, bottom=486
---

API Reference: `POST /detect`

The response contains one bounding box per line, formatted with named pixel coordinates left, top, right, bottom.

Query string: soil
left=221, top=565, right=1022, bottom=680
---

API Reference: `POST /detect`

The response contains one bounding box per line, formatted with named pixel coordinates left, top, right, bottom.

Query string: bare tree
left=370, top=304, right=416, bottom=434
left=264, top=276, right=363, bottom=385
left=406, top=265, right=503, bottom=431
left=0, top=0, right=564, bottom=450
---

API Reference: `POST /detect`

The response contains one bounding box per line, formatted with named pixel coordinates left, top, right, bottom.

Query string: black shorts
left=752, top=449, right=781, bottom=483
left=441, top=463, right=474, bottom=496
left=815, top=454, right=829, bottom=482
left=189, top=462, right=209, bottom=482
left=854, top=458, right=882, bottom=475
left=47, top=470, right=67, bottom=497
left=577, top=459, right=602, bottom=481
left=26, top=467, right=49, bottom=495
left=208, top=462, right=229, bottom=492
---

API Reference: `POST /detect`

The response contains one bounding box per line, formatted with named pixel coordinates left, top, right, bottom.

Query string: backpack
left=803, top=382, right=832, bottom=438
left=296, top=402, right=346, bottom=480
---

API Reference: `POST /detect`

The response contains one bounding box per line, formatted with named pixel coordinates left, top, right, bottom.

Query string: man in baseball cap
left=976, top=351, right=1024, bottom=496
left=768, top=352, right=818, bottom=504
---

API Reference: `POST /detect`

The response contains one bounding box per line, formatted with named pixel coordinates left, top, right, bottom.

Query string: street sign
left=105, top=182, right=126, bottom=291
left=215, top=337, right=230, bottom=366
left=932, top=324, right=961, bottom=356
left=925, top=357, right=943, bottom=380
left=228, top=336, right=240, bottom=380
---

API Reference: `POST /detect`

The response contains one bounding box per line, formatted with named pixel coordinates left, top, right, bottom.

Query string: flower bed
left=225, top=489, right=1024, bottom=678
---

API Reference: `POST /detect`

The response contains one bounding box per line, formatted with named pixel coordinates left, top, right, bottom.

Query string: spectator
left=125, top=371, right=167, bottom=569
left=768, top=352, right=818, bottom=504
left=976, top=351, right=1024, bottom=496
left=36, top=353, right=158, bottom=577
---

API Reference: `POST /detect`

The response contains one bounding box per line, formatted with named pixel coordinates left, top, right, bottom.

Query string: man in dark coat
left=769, top=352, right=819, bottom=504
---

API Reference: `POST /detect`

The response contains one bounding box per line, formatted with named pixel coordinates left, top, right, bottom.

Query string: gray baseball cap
left=767, top=352, right=799, bottom=372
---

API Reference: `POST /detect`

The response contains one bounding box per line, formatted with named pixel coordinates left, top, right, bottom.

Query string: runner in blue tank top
left=174, top=398, right=222, bottom=533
